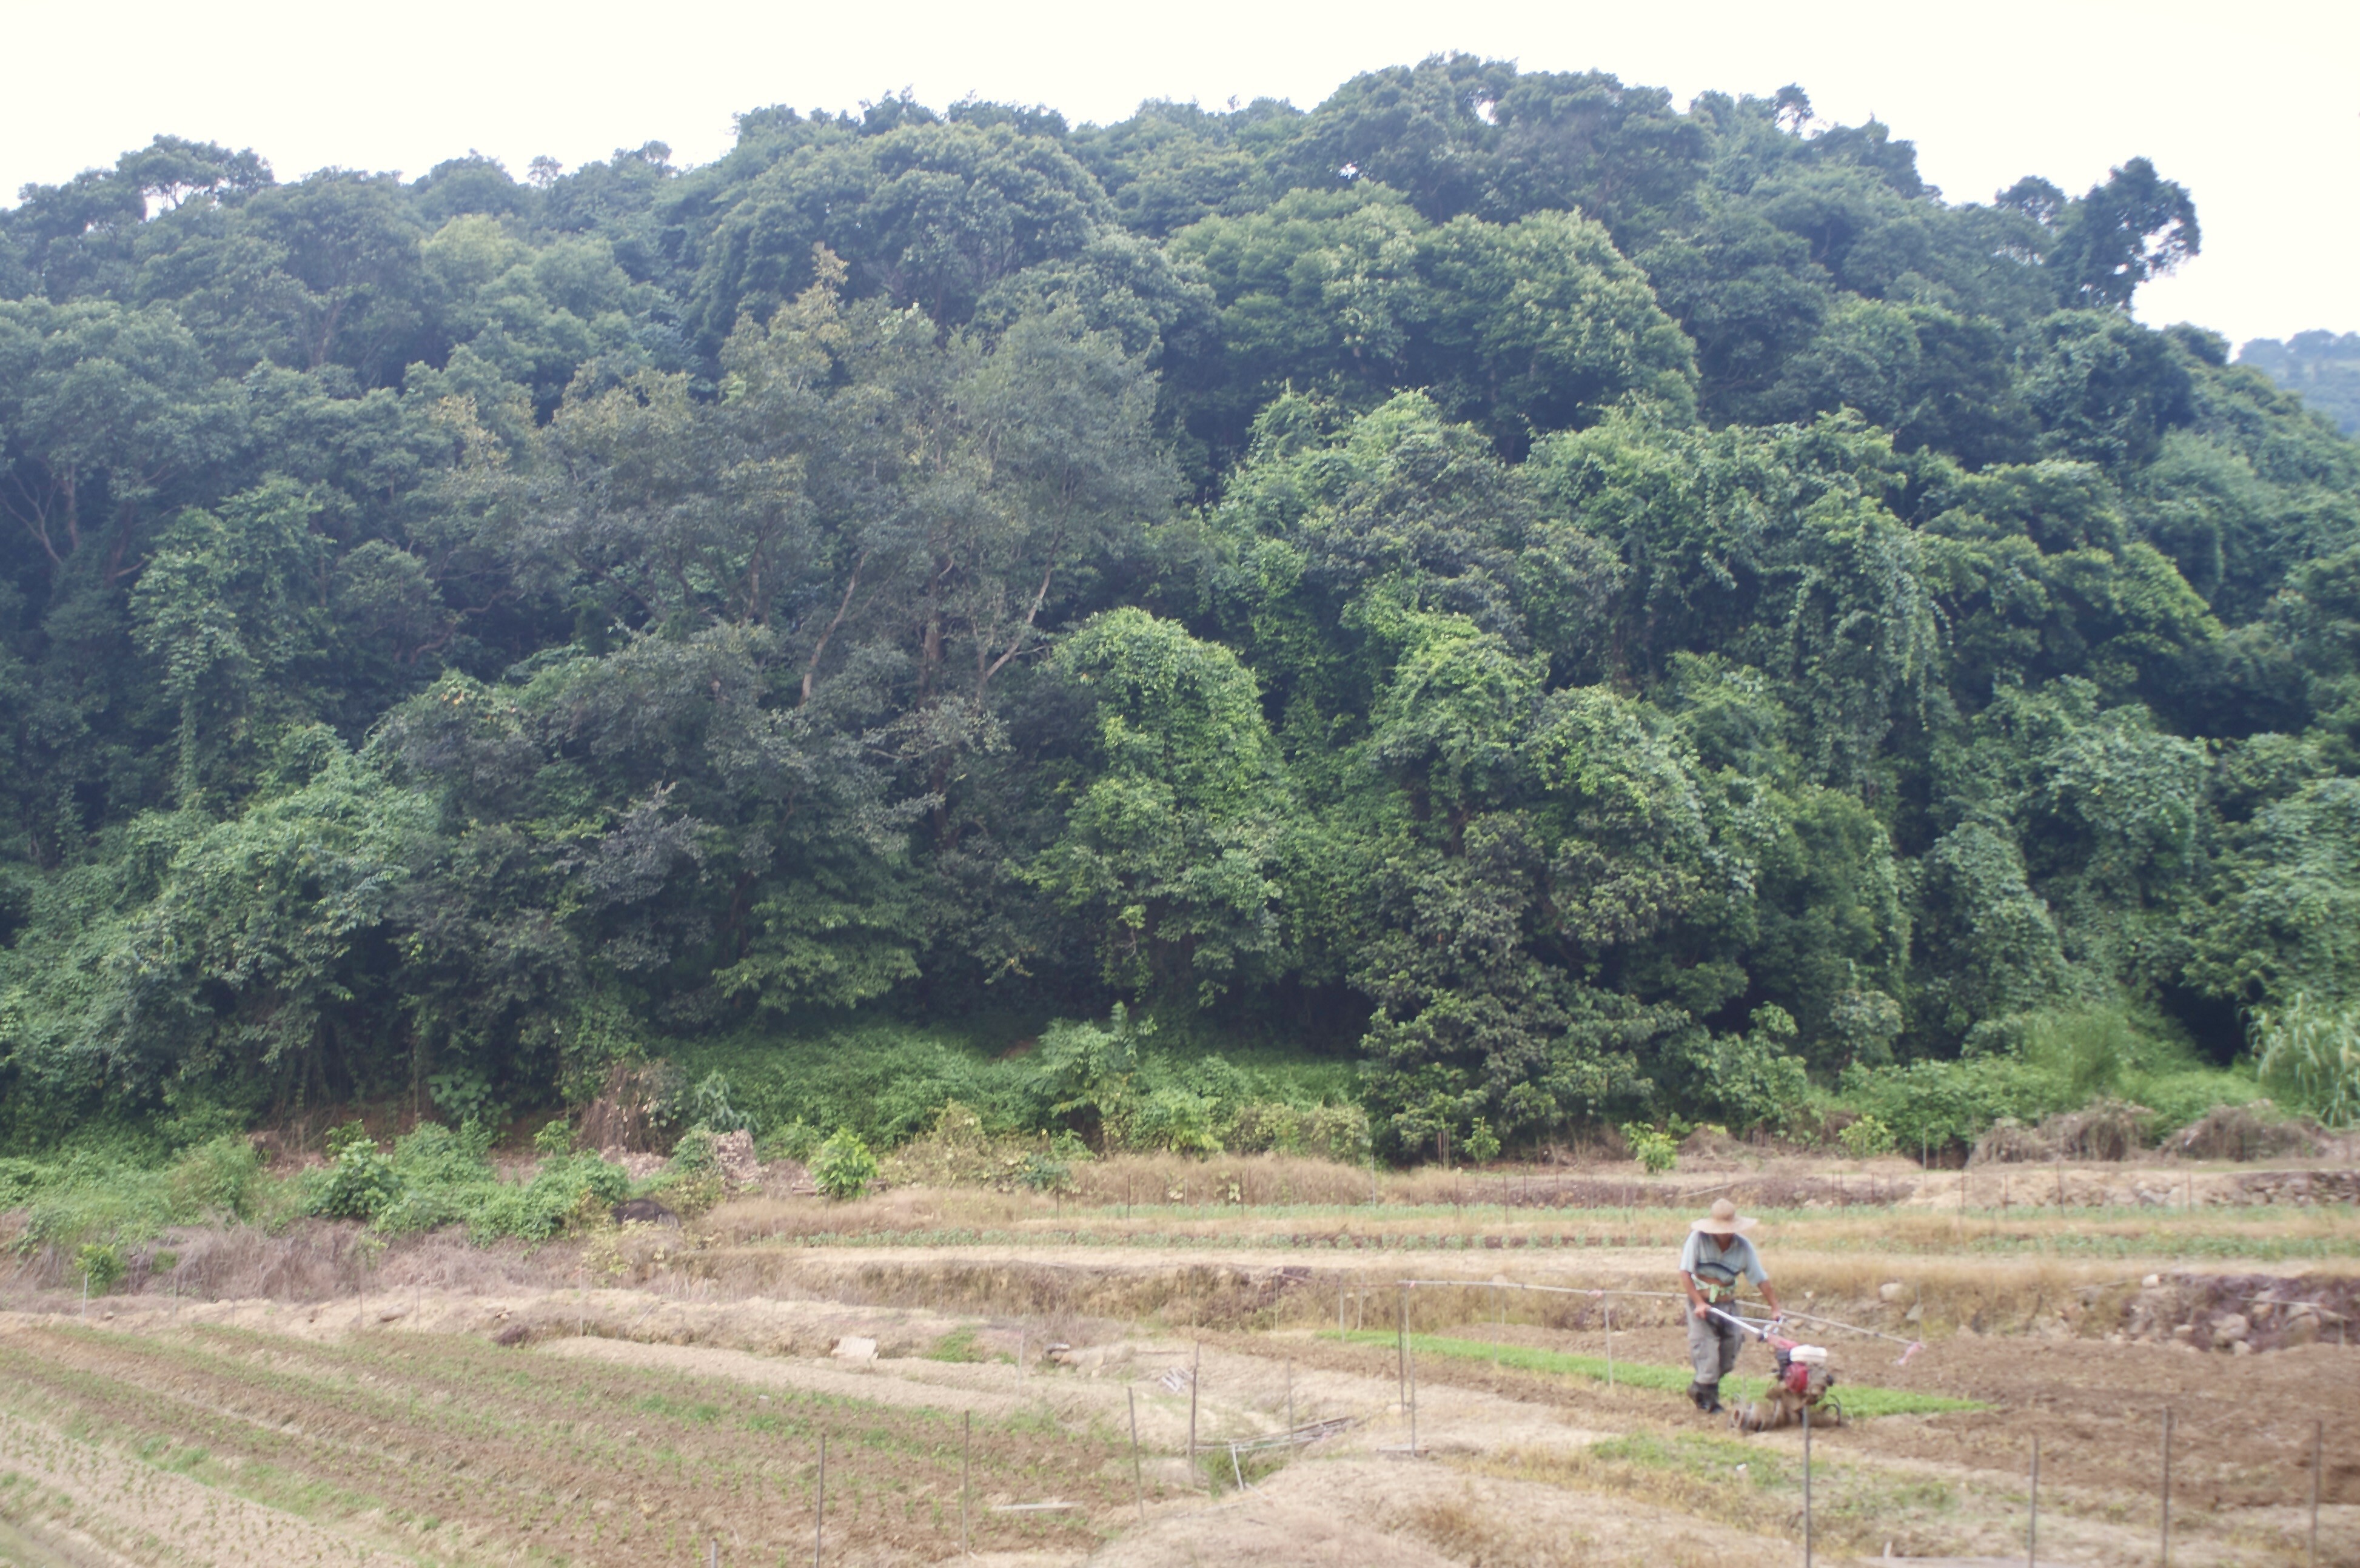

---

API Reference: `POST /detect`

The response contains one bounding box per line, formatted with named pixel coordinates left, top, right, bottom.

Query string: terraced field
left=1, top=1154, right=2353, bottom=1566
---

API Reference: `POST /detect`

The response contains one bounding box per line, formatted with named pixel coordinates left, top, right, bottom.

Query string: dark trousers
left=1687, top=1307, right=1745, bottom=1386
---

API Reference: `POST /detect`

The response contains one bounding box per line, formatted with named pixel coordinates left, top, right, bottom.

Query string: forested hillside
left=4, top=58, right=2357, bottom=1158
left=2242, top=332, right=2360, bottom=436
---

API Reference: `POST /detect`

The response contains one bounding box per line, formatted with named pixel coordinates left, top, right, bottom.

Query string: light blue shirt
left=1680, top=1230, right=1768, bottom=1292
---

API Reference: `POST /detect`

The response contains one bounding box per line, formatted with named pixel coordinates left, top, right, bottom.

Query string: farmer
left=1680, top=1198, right=1783, bottom=1415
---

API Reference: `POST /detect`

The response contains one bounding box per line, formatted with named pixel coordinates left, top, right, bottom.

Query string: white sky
left=4, top=0, right=2353, bottom=347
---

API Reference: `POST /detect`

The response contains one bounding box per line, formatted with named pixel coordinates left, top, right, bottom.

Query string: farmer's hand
left=1692, top=1301, right=1708, bottom=1319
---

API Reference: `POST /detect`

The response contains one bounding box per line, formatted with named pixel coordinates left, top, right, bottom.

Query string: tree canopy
left=2, top=56, right=2355, bottom=1154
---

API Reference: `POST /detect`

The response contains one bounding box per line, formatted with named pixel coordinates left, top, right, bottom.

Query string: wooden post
left=1127, top=1389, right=1144, bottom=1524
left=815, top=1432, right=827, bottom=1567
left=709, top=1538, right=719, bottom=1568
left=2161, top=1407, right=2173, bottom=1567
left=1285, top=1356, right=1294, bottom=1430
left=2028, top=1434, right=2039, bottom=1568
left=1493, top=1282, right=1502, bottom=1365
left=1605, top=1300, right=1614, bottom=1387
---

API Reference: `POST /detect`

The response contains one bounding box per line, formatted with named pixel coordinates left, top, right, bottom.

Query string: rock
left=494, top=1322, right=531, bottom=1347
left=612, top=1197, right=680, bottom=1227
left=2142, top=1274, right=2162, bottom=1288
left=2211, top=1313, right=2250, bottom=1350
left=1878, top=1281, right=1910, bottom=1304
left=1903, top=1305, right=1923, bottom=1324
left=2284, top=1315, right=2321, bottom=1347
left=2231, top=1338, right=2254, bottom=1356
left=830, top=1335, right=878, bottom=1364
left=710, top=1128, right=763, bottom=1186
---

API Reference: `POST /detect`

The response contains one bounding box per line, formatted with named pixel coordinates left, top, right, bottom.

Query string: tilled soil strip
left=0, top=1322, right=1139, bottom=1566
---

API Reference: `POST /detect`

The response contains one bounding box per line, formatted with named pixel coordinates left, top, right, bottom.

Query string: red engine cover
left=1783, top=1361, right=1812, bottom=1396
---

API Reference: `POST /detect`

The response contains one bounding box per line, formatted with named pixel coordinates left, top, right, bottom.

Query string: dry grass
left=1401, top=1487, right=1599, bottom=1566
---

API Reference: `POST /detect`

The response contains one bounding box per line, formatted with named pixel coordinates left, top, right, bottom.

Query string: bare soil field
left=1, top=1152, right=2352, bottom=1567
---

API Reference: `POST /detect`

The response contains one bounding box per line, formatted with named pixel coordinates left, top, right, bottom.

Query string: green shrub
left=0, top=1157, right=51, bottom=1209
left=323, top=1121, right=375, bottom=1161
left=1838, top=1114, right=1897, bottom=1159
left=532, top=1119, right=575, bottom=1157
left=689, top=1071, right=745, bottom=1131
left=426, top=1068, right=503, bottom=1130
left=312, top=1141, right=401, bottom=1221
left=1461, top=1118, right=1502, bottom=1163
left=1018, top=1151, right=1071, bottom=1192
left=75, top=1242, right=123, bottom=1295
left=165, top=1135, right=261, bottom=1220
left=669, top=1126, right=719, bottom=1172
left=811, top=1129, right=877, bottom=1201
left=758, top=1120, right=823, bottom=1162
left=1622, top=1122, right=1679, bottom=1173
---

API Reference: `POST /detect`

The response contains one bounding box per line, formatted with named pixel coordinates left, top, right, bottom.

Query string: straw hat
left=1690, top=1198, right=1757, bottom=1236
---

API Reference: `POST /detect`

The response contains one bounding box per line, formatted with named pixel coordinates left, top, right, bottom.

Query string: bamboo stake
left=1127, top=1390, right=1144, bottom=1524
left=1802, top=1401, right=1814, bottom=1568
left=1188, top=1342, right=1200, bottom=1466
left=2161, top=1407, right=2173, bottom=1567
left=815, top=1432, right=826, bottom=1567
left=1407, top=1330, right=1418, bottom=1453
left=2028, top=1435, right=2039, bottom=1568
left=1396, top=1288, right=1407, bottom=1409
left=962, top=1410, right=972, bottom=1555
left=2310, top=1418, right=2322, bottom=1568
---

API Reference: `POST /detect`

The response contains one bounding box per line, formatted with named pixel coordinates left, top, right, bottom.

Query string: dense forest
left=2242, top=332, right=2360, bottom=437
left=4, top=57, right=2358, bottom=1161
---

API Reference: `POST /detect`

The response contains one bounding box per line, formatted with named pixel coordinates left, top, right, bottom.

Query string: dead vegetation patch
left=2165, top=1102, right=2327, bottom=1162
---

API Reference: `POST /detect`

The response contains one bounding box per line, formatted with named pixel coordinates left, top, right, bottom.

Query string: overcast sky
left=4, top=0, right=2352, bottom=348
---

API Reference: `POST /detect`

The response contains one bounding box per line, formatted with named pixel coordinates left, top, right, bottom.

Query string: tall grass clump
left=1840, top=1003, right=2253, bottom=1154
left=2251, top=994, right=2360, bottom=1127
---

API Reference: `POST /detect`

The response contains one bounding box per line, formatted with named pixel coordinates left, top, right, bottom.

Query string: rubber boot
left=1698, top=1381, right=1723, bottom=1415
